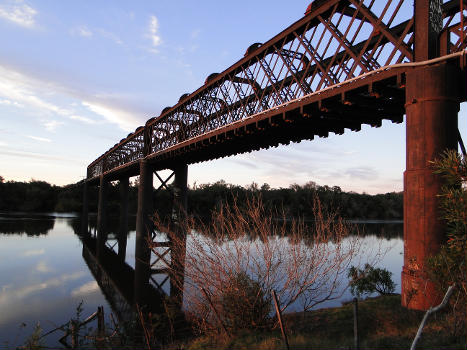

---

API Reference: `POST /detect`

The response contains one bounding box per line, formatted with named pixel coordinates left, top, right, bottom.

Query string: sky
left=0, top=0, right=465, bottom=194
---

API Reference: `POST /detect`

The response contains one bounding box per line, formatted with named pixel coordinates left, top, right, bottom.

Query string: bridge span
left=82, top=0, right=467, bottom=310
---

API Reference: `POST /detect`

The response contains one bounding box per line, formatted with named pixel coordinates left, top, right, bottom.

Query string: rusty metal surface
left=87, top=0, right=467, bottom=181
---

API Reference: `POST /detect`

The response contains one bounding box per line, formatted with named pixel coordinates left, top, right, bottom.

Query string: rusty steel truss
left=87, top=0, right=467, bottom=182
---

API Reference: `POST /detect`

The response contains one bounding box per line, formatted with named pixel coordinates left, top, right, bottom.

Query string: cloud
left=43, top=120, right=64, bottom=132
left=148, top=15, right=162, bottom=49
left=82, top=100, right=143, bottom=131
left=69, top=114, right=97, bottom=124
left=229, top=157, right=258, bottom=169
left=21, top=249, right=45, bottom=257
left=0, top=0, right=37, bottom=28
left=344, top=166, right=378, bottom=180
left=70, top=26, right=124, bottom=45
left=97, top=28, right=123, bottom=45
left=71, top=25, right=93, bottom=37
left=190, top=28, right=201, bottom=39
left=71, top=281, right=99, bottom=297
left=0, top=98, right=23, bottom=107
left=0, top=271, right=86, bottom=305
left=26, top=135, right=51, bottom=143
left=0, top=147, right=85, bottom=164
left=2, top=284, right=12, bottom=293
left=0, top=65, right=72, bottom=119
left=35, top=260, right=52, bottom=273
left=0, top=64, right=145, bottom=132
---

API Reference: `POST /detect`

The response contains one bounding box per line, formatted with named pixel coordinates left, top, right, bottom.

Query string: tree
left=348, top=264, right=396, bottom=298
left=426, top=150, right=466, bottom=335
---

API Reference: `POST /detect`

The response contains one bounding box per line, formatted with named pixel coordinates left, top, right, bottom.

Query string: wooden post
left=71, top=321, right=78, bottom=349
left=272, top=290, right=289, bottom=350
left=353, top=298, right=359, bottom=350
left=97, top=306, right=105, bottom=337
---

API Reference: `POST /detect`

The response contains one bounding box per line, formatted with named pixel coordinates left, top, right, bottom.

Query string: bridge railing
left=87, top=0, right=466, bottom=180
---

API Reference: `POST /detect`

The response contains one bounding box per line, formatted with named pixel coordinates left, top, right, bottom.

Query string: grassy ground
left=181, top=295, right=465, bottom=350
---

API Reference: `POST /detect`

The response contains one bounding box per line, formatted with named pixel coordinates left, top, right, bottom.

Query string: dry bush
left=151, top=195, right=370, bottom=334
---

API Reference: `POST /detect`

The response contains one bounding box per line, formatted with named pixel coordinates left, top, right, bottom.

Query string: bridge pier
left=134, top=159, right=153, bottom=307
left=81, top=180, right=89, bottom=236
left=97, top=175, right=108, bottom=261
left=402, top=62, right=459, bottom=310
left=118, top=177, right=129, bottom=261
left=170, top=164, right=188, bottom=306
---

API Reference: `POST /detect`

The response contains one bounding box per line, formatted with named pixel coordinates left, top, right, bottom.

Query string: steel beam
left=402, top=62, right=459, bottom=310
left=414, top=0, right=442, bottom=61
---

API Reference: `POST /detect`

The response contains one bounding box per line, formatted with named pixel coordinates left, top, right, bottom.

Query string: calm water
left=0, top=213, right=403, bottom=347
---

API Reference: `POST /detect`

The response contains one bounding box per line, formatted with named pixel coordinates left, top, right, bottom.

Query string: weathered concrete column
left=81, top=179, right=89, bottom=236
left=96, top=175, right=108, bottom=261
left=118, top=177, right=129, bottom=261
left=170, top=164, right=188, bottom=306
left=402, top=62, right=459, bottom=310
left=134, top=160, right=153, bottom=307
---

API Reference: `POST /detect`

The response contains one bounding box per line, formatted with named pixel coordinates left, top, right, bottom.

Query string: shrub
left=427, top=149, right=466, bottom=336
left=152, top=195, right=368, bottom=335
left=348, top=263, right=395, bottom=298
left=220, top=271, right=271, bottom=331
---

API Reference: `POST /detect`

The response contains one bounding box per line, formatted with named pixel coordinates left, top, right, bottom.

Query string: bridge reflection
left=77, top=218, right=187, bottom=342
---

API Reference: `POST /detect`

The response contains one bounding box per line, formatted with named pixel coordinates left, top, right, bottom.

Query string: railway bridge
left=82, top=0, right=467, bottom=310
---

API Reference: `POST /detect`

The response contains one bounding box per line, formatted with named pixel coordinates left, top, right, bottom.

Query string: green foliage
left=427, top=150, right=466, bottom=331
left=220, top=271, right=271, bottom=332
left=348, top=263, right=396, bottom=298
left=0, top=176, right=403, bottom=220
left=0, top=180, right=60, bottom=212
left=431, top=150, right=467, bottom=261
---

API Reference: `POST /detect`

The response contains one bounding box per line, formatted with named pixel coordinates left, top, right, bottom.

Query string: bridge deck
left=86, top=0, right=467, bottom=184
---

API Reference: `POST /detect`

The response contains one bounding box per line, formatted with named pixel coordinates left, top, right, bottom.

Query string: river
left=0, top=212, right=403, bottom=347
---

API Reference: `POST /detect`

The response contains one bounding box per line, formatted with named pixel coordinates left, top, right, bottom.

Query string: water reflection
left=0, top=213, right=403, bottom=347
left=352, top=221, right=403, bottom=239
left=80, top=235, right=166, bottom=323
left=0, top=214, right=55, bottom=236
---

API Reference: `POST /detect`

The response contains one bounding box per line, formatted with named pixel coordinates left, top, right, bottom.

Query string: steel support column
left=134, top=160, right=153, bottom=307
left=402, top=62, right=459, bottom=310
left=170, top=164, right=188, bottom=306
left=81, top=180, right=89, bottom=236
left=118, top=177, right=129, bottom=261
left=96, top=175, right=108, bottom=261
left=414, top=0, right=442, bottom=61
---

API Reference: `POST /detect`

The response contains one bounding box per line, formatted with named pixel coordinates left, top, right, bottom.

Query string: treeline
left=0, top=177, right=402, bottom=220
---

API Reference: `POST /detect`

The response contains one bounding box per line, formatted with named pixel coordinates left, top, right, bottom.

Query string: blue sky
left=0, top=0, right=465, bottom=194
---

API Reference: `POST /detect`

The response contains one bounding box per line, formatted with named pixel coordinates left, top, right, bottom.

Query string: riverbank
left=181, top=295, right=464, bottom=350
left=18, top=294, right=464, bottom=349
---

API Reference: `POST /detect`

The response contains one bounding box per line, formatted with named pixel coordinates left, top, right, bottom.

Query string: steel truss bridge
left=83, top=0, right=467, bottom=311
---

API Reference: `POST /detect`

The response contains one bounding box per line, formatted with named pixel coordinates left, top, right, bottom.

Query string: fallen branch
left=410, top=284, right=455, bottom=350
